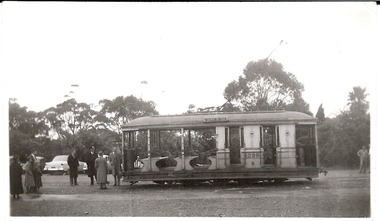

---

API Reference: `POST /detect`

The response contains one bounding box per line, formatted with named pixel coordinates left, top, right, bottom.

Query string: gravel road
left=8, top=169, right=371, bottom=217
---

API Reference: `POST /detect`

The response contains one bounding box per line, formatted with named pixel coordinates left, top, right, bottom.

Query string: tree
left=223, top=59, right=311, bottom=115
left=187, top=104, right=196, bottom=113
left=317, top=86, right=370, bottom=168
left=43, top=99, right=99, bottom=139
left=98, top=95, right=159, bottom=133
left=316, top=104, right=325, bottom=123
left=347, top=87, right=369, bottom=115
left=9, top=99, right=48, bottom=159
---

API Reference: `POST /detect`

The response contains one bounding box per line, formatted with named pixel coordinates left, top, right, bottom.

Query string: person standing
left=95, top=151, right=108, bottom=189
left=357, top=145, right=369, bottom=174
left=109, top=147, right=122, bottom=186
left=34, top=161, right=43, bottom=193
left=29, top=150, right=38, bottom=193
left=67, top=149, right=79, bottom=186
left=85, top=146, right=97, bottom=185
left=24, top=157, right=35, bottom=193
left=10, top=155, right=24, bottom=199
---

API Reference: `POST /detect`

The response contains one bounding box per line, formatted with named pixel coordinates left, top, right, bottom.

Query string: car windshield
left=53, top=155, right=68, bottom=161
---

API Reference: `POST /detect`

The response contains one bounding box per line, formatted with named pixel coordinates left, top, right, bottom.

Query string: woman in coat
left=67, top=149, right=79, bottom=186
left=24, top=157, right=35, bottom=193
left=95, top=151, right=108, bottom=189
left=10, top=155, right=24, bottom=199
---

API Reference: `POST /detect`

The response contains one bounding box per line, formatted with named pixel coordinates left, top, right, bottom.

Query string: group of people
left=10, top=150, right=43, bottom=199
left=10, top=146, right=123, bottom=199
left=68, top=146, right=123, bottom=189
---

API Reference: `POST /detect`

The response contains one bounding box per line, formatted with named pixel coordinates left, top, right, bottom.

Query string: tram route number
left=245, top=152, right=260, bottom=159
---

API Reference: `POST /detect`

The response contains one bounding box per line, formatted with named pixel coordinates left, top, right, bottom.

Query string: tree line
left=9, top=59, right=370, bottom=168
left=9, top=95, right=158, bottom=162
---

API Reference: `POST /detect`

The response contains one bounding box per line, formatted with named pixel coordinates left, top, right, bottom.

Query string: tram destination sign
left=204, top=117, right=229, bottom=123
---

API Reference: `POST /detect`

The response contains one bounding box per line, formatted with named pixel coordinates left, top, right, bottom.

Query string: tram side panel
left=277, top=124, right=297, bottom=168
left=241, top=125, right=262, bottom=168
left=216, top=126, right=230, bottom=169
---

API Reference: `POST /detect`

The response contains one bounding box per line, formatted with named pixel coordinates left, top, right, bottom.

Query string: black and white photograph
left=1, top=1, right=377, bottom=219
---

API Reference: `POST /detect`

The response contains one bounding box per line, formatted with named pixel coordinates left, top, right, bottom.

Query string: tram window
left=296, top=125, right=315, bottom=145
left=123, top=131, right=137, bottom=150
left=155, top=130, right=182, bottom=158
left=260, top=126, right=277, bottom=147
left=229, top=127, right=241, bottom=148
left=224, top=127, right=244, bottom=148
left=276, top=126, right=280, bottom=147
left=296, top=125, right=317, bottom=167
left=187, top=128, right=217, bottom=157
left=135, top=131, right=148, bottom=158
left=150, top=130, right=160, bottom=150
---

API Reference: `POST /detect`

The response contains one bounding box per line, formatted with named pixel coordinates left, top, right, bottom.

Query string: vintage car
left=44, top=155, right=87, bottom=175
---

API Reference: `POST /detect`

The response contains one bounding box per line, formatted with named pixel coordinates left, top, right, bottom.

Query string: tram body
left=121, top=111, right=319, bottom=184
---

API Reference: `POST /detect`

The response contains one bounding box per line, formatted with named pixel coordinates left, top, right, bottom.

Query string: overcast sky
left=1, top=2, right=377, bottom=117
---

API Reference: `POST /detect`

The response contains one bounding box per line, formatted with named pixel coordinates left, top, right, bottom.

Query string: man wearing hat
left=85, top=146, right=97, bottom=185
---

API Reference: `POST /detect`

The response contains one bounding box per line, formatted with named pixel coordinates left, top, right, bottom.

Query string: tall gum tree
left=223, top=59, right=311, bottom=115
left=43, top=98, right=98, bottom=139
left=98, top=95, right=159, bottom=134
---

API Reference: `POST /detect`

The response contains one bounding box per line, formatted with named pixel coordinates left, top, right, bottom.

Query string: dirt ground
left=7, top=169, right=371, bottom=217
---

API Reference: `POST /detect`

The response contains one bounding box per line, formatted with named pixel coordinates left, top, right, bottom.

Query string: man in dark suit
left=85, top=146, right=98, bottom=185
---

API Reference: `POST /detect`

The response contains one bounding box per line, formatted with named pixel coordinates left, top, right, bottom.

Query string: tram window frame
left=240, top=126, right=245, bottom=148
left=188, top=127, right=217, bottom=157
left=295, top=125, right=316, bottom=145
left=260, top=126, right=278, bottom=147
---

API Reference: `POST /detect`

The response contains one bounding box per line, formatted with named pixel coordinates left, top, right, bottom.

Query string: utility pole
left=266, top=40, right=285, bottom=60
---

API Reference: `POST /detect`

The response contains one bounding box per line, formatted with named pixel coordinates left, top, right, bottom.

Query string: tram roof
left=121, top=111, right=317, bottom=131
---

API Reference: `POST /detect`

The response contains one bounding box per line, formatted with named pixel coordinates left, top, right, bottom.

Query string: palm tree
left=347, top=87, right=369, bottom=115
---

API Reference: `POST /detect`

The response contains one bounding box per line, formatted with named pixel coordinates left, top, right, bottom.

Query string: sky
left=0, top=2, right=377, bottom=118
left=0, top=2, right=378, bottom=217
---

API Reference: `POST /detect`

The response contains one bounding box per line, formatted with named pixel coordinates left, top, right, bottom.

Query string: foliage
left=43, top=99, right=99, bottom=139
left=347, top=87, right=369, bottom=115
left=9, top=99, right=48, bottom=161
left=9, top=100, right=47, bottom=138
left=223, top=59, right=311, bottom=115
left=317, top=87, right=370, bottom=168
left=98, top=95, right=159, bottom=133
left=316, top=104, right=325, bottom=123
left=9, top=95, right=158, bottom=160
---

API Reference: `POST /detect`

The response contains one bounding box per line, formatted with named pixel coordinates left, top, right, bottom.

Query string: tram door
left=261, top=126, right=278, bottom=166
left=228, top=127, right=243, bottom=165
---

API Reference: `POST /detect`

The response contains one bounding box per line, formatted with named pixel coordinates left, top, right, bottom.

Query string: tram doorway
left=296, top=125, right=317, bottom=167
left=261, top=126, right=277, bottom=166
left=228, top=127, right=243, bottom=165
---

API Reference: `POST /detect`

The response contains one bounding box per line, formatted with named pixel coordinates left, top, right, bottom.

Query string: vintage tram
left=121, top=111, right=319, bottom=185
